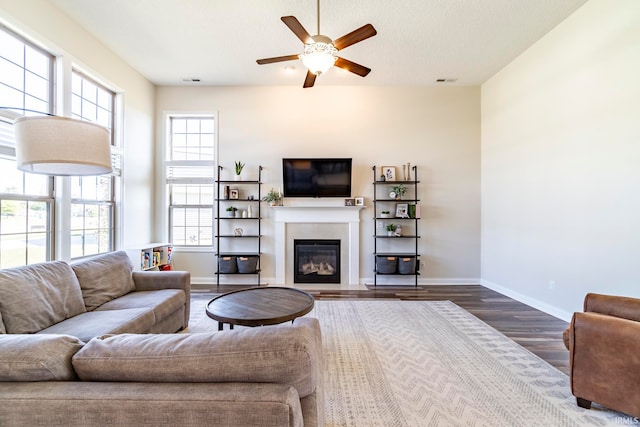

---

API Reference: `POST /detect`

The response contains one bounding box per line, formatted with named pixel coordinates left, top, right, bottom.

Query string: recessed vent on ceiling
left=436, top=78, right=458, bottom=83
left=181, top=78, right=201, bottom=82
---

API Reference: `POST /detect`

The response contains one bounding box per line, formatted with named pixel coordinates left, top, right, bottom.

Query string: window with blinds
left=165, top=116, right=215, bottom=247
left=70, top=70, right=116, bottom=258
left=0, top=24, right=54, bottom=268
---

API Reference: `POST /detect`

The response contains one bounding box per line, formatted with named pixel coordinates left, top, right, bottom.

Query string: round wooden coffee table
left=205, top=287, right=315, bottom=330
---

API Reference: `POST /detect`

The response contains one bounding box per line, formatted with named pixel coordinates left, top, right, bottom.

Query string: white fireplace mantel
left=274, top=206, right=364, bottom=286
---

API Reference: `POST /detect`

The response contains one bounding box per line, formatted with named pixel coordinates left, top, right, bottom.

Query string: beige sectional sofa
left=0, top=251, right=324, bottom=427
left=0, top=250, right=190, bottom=341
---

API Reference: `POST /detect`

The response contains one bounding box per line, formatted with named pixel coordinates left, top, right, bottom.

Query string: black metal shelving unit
left=215, top=165, right=263, bottom=287
left=371, top=165, right=420, bottom=287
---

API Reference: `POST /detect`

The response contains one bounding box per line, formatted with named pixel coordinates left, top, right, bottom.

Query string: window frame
left=0, top=24, right=55, bottom=267
left=69, top=69, right=117, bottom=259
left=164, top=114, right=217, bottom=248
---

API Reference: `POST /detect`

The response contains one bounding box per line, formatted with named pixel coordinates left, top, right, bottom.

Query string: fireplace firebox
left=293, top=239, right=341, bottom=284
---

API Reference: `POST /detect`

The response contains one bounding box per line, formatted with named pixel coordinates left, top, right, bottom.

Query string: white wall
left=481, top=0, right=640, bottom=320
left=156, top=86, right=481, bottom=286
left=0, top=0, right=156, bottom=250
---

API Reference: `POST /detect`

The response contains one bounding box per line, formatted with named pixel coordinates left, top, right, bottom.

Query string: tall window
left=70, top=71, right=115, bottom=258
left=0, top=25, right=54, bottom=268
left=165, top=116, right=215, bottom=246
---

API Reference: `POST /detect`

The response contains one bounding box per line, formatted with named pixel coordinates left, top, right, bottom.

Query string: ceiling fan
left=256, top=0, right=377, bottom=88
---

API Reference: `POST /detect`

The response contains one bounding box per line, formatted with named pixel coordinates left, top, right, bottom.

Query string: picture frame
left=354, top=197, right=364, bottom=206
left=229, top=189, right=239, bottom=200
left=381, top=166, right=396, bottom=182
left=395, top=203, right=409, bottom=218
left=344, top=198, right=355, bottom=206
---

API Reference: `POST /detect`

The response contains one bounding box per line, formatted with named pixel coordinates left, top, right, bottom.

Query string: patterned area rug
left=188, top=299, right=626, bottom=426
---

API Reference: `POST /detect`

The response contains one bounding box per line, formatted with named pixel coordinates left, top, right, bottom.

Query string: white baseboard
left=480, top=279, right=572, bottom=322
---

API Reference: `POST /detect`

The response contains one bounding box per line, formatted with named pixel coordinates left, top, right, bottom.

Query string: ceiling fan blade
left=281, top=16, right=313, bottom=44
left=256, top=54, right=300, bottom=65
left=334, top=57, right=371, bottom=77
left=333, top=24, right=377, bottom=51
left=303, top=70, right=317, bottom=88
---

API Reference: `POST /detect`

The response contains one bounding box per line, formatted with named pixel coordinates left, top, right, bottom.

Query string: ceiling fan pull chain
left=317, top=0, right=321, bottom=35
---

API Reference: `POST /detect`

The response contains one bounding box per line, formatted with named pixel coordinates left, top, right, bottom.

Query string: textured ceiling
left=50, top=0, right=588, bottom=87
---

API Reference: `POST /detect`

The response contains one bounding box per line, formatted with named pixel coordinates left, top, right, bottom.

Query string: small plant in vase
left=380, top=210, right=391, bottom=218
left=225, top=206, right=238, bottom=217
left=234, top=161, right=245, bottom=180
left=390, top=184, right=407, bottom=200
left=385, top=223, right=397, bottom=236
left=262, top=188, right=282, bottom=206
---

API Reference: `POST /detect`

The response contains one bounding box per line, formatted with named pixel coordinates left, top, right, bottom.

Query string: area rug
left=188, top=299, right=626, bottom=426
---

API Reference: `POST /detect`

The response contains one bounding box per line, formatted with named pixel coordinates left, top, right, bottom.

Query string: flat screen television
left=282, top=158, right=352, bottom=198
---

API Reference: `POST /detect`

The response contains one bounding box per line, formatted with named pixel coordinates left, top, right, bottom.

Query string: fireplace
left=294, top=239, right=341, bottom=284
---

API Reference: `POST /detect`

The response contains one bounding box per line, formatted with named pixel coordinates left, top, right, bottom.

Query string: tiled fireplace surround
left=274, top=206, right=364, bottom=287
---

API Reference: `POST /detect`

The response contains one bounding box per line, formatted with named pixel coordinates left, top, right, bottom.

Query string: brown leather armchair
left=563, top=293, right=640, bottom=418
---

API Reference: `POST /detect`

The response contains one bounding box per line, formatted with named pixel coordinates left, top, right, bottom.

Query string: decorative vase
left=380, top=213, right=390, bottom=218
left=247, top=205, right=253, bottom=218
left=387, top=231, right=394, bottom=236
left=234, top=174, right=242, bottom=181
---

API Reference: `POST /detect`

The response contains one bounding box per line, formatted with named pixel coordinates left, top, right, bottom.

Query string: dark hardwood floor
left=192, top=284, right=570, bottom=375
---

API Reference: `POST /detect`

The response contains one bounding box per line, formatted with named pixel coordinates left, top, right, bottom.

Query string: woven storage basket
left=218, top=256, right=237, bottom=273
left=237, top=256, right=259, bottom=273
left=398, top=257, right=416, bottom=275
left=376, top=256, right=398, bottom=274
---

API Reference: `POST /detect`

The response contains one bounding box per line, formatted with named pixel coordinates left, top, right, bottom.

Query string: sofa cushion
left=38, top=308, right=155, bottom=343
left=73, top=318, right=321, bottom=397
left=96, top=289, right=186, bottom=322
left=0, top=261, right=86, bottom=333
left=71, top=251, right=135, bottom=311
left=0, top=334, right=84, bottom=381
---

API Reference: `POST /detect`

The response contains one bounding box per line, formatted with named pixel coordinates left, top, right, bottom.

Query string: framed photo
left=229, top=189, right=239, bottom=200
left=354, top=197, right=364, bottom=206
left=344, top=198, right=355, bottom=206
left=395, top=203, right=409, bottom=218
left=381, top=166, right=396, bottom=182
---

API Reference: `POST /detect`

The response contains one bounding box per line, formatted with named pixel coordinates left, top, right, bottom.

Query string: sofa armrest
left=133, top=270, right=191, bottom=325
left=569, top=311, right=640, bottom=417
left=73, top=317, right=322, bottom=399
left=132, top=270, right=190, bottom=292
left=584, top=293, right=640, bottom=322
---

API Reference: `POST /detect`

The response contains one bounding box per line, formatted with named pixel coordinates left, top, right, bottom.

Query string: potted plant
left=380, top=210, right=391, bottom=218
left=234, top=161, right=245, bottom=180
left=262, top=188, right=282, bottom=206
left=225, top=206, right=238, bottom=217
left=391, top=184, right=407, bottom=200
left=385, top=223, right=397, bottom=236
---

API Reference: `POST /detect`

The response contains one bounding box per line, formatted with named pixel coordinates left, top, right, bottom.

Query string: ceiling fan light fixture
left=301, top=41, right=337, bottom=75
